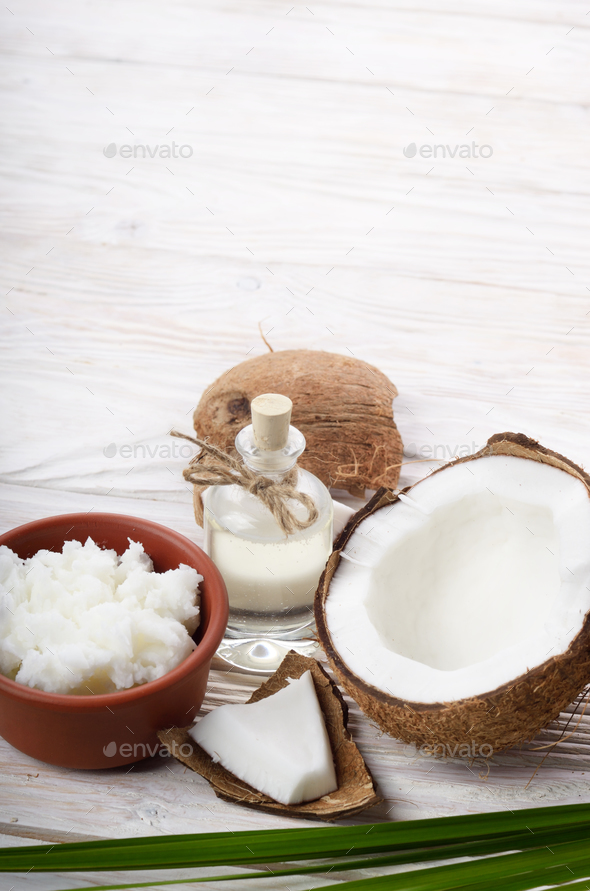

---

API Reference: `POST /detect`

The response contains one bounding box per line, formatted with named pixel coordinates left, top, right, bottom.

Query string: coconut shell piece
left=315, top=432, right=590, bottom=755
left=192, top=350, right=402, bottom=519
left=157, top=652, right=381, bottom=821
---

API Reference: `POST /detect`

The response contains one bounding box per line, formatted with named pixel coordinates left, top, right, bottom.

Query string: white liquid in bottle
left=205, top=501, right=332, bottom=636
left=203, top=394, right=333, bottom=672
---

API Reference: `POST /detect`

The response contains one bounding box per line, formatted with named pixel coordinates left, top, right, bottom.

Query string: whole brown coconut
left=193, top=350, right=403, bottom=512
left=315, top=432, right=590, bottom=755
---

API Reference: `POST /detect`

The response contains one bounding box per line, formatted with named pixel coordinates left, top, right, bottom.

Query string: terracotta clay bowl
left=0, top=513, right=228, bottom=769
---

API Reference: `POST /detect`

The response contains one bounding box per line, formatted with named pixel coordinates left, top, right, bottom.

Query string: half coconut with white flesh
left=315, top=433, right=590, bottom=754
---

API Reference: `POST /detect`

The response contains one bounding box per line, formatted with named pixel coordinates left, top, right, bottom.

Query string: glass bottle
left=203, top=393, right=333, bottom=673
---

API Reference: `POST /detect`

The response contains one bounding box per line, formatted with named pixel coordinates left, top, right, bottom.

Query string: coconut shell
left=157, top=652, right=381, bottom=821
left=191, top=350, right=402, bottom=520
left=315, top=432, right=590, bottom=755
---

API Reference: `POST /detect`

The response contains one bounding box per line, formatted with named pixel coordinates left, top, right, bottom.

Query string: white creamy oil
left=0, top=537, right=201, bottom=694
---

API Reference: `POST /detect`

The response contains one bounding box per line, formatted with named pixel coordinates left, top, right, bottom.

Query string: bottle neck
left=235, top=423, right=306, bottom=474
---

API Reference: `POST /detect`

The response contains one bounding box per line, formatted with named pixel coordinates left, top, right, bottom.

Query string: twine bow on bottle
left=171, top=431, right=319, bottom=536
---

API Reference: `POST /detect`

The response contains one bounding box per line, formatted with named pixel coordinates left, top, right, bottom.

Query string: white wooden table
left=2, top=0, right=590, bottom=887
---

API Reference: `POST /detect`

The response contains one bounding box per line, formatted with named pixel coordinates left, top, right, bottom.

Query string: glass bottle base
left=216, top=635, right=322, bottom=673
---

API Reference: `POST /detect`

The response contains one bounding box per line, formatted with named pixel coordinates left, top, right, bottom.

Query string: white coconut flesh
left=326, top=455, right=590, bottom=704
left=189, top=670, right=337, bottom=805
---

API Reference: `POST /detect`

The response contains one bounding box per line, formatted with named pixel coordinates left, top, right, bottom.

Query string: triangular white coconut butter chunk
left=189, top=670, right=338, bottom=805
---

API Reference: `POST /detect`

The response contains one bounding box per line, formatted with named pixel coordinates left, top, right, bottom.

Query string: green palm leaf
left=1, top=802, right=589, bottom=891
left=54, top=823, right=590, bottom=891
left=2, top=802, right=589, bottom=873
left=307, top=837, right=590, bottom=890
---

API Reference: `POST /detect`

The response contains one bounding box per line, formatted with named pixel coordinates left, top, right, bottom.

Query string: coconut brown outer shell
left=315, top=432, right=590, bottom=755
left=157, top=652, right=381, bottom=821
left=193, top=350, right=403, bottom=509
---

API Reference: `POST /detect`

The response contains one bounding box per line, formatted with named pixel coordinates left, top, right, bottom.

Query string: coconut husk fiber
left=315, top=432, right=590, bottom=755
left=191, top=350, right=403, bottom=523
left=157, top=652, right=381, bottom=821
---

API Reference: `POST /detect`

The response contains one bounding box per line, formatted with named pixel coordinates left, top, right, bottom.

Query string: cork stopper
left=251, top=393, right=292, bottom=451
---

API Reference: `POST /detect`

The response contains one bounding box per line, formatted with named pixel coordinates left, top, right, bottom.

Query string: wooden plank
left=0, top=823, right=103, bottom=844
